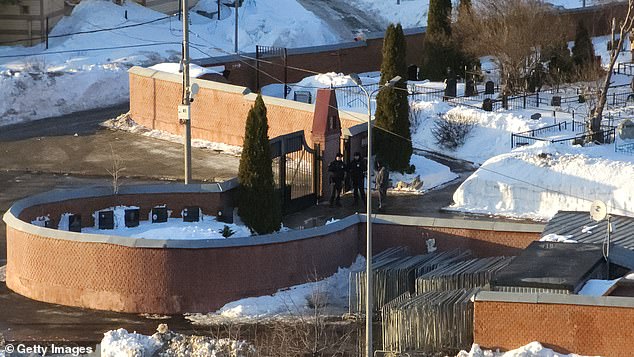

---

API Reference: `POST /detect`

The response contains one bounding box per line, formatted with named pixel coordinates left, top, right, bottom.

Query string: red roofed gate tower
left=312, top=88, right=342, bottom=200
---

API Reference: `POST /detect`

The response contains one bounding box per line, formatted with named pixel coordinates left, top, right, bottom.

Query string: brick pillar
left=311, top=88, right=342, bottom=200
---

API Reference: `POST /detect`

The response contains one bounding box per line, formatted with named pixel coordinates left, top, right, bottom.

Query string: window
left=20, top=5, right=30, bottom=14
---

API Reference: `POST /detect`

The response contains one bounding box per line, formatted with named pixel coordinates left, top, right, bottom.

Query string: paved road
left=296, top=0, right=386, bottom=39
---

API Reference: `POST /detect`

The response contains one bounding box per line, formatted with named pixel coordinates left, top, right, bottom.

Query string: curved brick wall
left=3, top=184, right=543, bottom=314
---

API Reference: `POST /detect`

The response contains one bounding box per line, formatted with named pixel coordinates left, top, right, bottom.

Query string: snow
left=82, top=214, right=252, bottom=240
left=57, top=212, right=73, bottom=231
left=101, top=328, right=162, bottom=357
left=390, top=154, right=459, bottom=193
left=185, top=255, right=365, bottom=323
left=540, top=233, right=577, bottom=243
left=457, top=341, right=598, bottom=357
left=449, top=142, right=634, bottom=220
left=410, top=101, right=560, bottom=164
left=577, top=279, right=620, bottom=296
left=342, top=0, right=600, bottom=30
left=102, top=113, right=243, bottom=156
left=0, top=0, right=339, bottom=125
left=30, top=215, right=51, bottom=227
left=100, top=325, right=254, bottom=356
left=149, top=62, right=223, bottom=77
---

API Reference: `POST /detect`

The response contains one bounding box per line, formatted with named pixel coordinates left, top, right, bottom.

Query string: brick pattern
left=474, top=300, right=634, bottom=356
left=129, top=73, right=361, bottom=148
left=7, top=189, right=545, bottom=314
left=370, top=224, right=539, bottom=257
left=6, top=224, right=360, bottom=314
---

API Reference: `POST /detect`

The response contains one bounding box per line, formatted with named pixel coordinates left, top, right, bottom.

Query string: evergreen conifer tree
left=427, top=0, right=452, bottom=37
left=237, top=94, right=282, bottom=235
left=420, top=0, right=472, bottom=81
left=572, top=21, right=596, bottom=68
left=374, top=23, right=412, bottom=172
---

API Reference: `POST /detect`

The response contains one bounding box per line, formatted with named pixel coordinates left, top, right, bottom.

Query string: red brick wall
left=6, top=224, right=359, bottom=314
left=371, top=224, right=539, bottom=257
left=129, top=70, right=362, bottom=148
left=214, top=4, right=626, bottom=90
left=7, top=188, right=545, bottom=314
left=474, top=300, right=634, bottom=356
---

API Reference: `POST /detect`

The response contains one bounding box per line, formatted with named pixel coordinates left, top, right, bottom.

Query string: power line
left=0, top=42, right=182, bottom=59
left=1, top=21, right=627, bottom=216
left=0, top=15, right=173, bottom=46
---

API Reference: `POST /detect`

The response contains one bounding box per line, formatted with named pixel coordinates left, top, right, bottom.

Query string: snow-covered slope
left=0, top=0, right=340, bottom=125
left=449, top=143, right=634, bottom=220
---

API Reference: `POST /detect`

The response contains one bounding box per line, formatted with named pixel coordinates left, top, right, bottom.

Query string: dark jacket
left=328, top=159, right=346, bottom=183
left=348, top=158, right=366, bottom=183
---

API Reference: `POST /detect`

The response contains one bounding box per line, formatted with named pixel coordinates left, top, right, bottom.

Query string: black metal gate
left=270, top=131, right=320, bottom=214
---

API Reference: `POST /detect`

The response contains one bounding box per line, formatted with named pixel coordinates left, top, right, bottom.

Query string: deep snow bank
left=449, top=143, right=634, bottom=220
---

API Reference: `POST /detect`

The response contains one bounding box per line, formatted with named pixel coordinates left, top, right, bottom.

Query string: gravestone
left=444, top=78, right=457, bottom=98
left=531, top=113, right=542, bottom=120
left=408, top=65, right=419, bottom=81
left=551, top=96, right=561, bottom=107
left=465, top=79, right=476, bottom=97
left=485, top=81, right=495, bottom=95
left=482, top=98, right=493, bottom=111
left=619, top=119, right=634, bottom=140
left=578, top=95, right=586, bottom=103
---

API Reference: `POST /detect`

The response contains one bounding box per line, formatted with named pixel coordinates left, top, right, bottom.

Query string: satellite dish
left=190, top=83, right=200, bottom=96
left=590, top=200, right=608, bottom=222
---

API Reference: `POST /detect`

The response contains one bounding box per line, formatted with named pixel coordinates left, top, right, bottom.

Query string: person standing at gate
left=375, top=160, right=389, bottom=210
left=328, top=153, right=346, bottom=207
left=348, top=152, right=366, bottom=206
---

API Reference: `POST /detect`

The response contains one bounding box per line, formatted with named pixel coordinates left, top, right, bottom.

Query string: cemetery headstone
left=408, top=65, right=419, bottom=81
left=484, top=81, right=495, bottom=95
left=465, top=79, right=476, bottom=97
left=619, top=119, right=634, bottom=140
left=482, top=98, right=493, bottom=111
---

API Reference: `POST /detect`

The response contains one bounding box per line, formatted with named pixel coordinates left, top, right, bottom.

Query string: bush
left=431, top=112, right=476, bottom=149
left=221, top=225, right=235, bottom=238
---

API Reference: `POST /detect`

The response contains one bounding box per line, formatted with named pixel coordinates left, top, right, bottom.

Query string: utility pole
left=234, top=0, right=239, bottom=53
left=179, top=0, right=193, bottom=184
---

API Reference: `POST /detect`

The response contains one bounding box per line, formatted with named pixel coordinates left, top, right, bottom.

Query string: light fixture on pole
left=349, top=72, right=401, bottom=357
left=178, top=0, right=196, bottom=184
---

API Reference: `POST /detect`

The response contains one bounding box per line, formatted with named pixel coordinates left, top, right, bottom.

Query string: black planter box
left=183, top=207, right=200, bottom=222
left=152, top=206, right=168, bottom=223
left=98, top=210, right=114, bottom=230
left=125, top=208, right=140, bottom=228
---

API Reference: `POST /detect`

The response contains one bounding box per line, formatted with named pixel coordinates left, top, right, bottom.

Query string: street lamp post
left=349, top=73, right=401, bottom=357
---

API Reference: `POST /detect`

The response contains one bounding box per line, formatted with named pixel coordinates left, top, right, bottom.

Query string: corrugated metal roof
left=543, top=211, right=634, bottom=251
